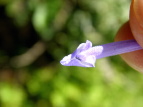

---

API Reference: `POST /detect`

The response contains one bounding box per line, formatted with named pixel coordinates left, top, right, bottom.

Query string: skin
left=115, top=0, right=143, bottom=72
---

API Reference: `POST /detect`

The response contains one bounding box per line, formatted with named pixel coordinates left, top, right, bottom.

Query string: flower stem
left=96, top=39, right=143, bottom=59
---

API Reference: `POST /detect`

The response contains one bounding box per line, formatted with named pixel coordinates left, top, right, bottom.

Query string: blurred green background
left=1, top=0, right=143, bottom=107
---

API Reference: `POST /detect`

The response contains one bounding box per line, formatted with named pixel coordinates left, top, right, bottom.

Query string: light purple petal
left=82, top=46, right=103, bottom=56
left=72, top=40, right=92, bottom=58
left=60, top=54, right=95, bottom=67
left=77, top=40, right=92, bottom=50
left=60, top=54, right=72, bottom=65
left=76, top=54, right=96, bottom=67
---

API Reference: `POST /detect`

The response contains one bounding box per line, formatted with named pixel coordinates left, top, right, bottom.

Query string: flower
left=60, top=39, right=142, bottom=67
left=60, top=40, right=103, bottom=67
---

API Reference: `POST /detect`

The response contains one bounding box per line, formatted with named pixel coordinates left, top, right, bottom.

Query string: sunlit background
left=1, top=0, right=143, bottom=107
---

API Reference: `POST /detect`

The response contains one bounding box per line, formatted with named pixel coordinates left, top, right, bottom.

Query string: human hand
left=115, top=0, right=143, bottom=72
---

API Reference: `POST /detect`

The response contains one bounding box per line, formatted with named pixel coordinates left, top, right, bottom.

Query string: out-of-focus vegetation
left=1, top=0, right=143, bottom=107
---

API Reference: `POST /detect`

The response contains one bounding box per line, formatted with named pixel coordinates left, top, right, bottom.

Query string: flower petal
left=72, top=40, right=92, bottom=58
left=60, top=54, right=72, bottom=65
left=76, top=54, right=96, bottom=67
left=60, top=54, right=95, bottom=67
left=84, top=55, right=96, bottom=67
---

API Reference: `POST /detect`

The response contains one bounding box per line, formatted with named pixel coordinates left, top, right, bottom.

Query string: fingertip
left=130, top=0, right=143, bottom=47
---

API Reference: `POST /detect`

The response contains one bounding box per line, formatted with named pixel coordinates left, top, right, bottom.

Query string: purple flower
left=60, top=39, right=143, bottom=67
left=60, top=40, right=103, bottom=67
